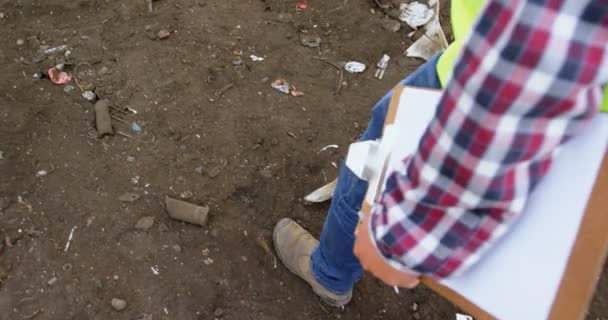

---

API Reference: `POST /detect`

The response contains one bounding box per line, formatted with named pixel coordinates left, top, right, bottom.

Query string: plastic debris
left=271, top=79, right=304, bottom=97
left=399, top=1, right=434, bottom=28
left=300, top=34, right=322, bottom=48
left=82, top=91, right=96, bottom=101
left=297, top=2, right=308, bottom=10
left=36, top=170, right=48, bottom=177
left=344, top=61, right=366, bottom=74
left=318, top=144, right=339, bottom=153
left=48, top=66, right=72, bottom=85
left=43, top=45, right=67, bottom=55
left=455, top=314, right=474, bottom=320
left=374, top=54, right=390, bottom=79
left=250, top=54, right=265, bottom=62
left=304, top=179, right=337, bottom=203
left=405, top=0, right=448, bottom=60
left=131, top=121, right=142, bottom=133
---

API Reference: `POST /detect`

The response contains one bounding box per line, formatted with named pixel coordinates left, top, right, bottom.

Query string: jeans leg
left=310, top=54, right=443, bottom=294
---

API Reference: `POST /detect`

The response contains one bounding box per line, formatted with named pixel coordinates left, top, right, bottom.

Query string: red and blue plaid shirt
left=370, top=0, right=608, bottom=279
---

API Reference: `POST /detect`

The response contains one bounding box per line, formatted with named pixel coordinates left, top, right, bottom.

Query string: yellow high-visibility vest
left=436, top=1, right=608, bottom=112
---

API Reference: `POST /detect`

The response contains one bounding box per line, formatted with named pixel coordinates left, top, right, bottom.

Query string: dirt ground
left=0, top=0, right=606, bottom=319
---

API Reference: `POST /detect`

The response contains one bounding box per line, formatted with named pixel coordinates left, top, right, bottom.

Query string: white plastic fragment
left=344, top=61, right=366, bottom=73
left=250, top=54, right=265, bottom=62
left=405, top=0, right=448, bottom=61
left=64, top=226, right=77, bottom=252
left=304, top=179, right=338, bottom=203
left=399, top=1, right=434, bottom=28
left=455, top=314, right=474, bottom=320
left=318, top=144, right=339, bottom=153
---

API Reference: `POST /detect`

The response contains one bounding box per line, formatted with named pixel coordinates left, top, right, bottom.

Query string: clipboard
left=347, top=86, right=608, bottom=319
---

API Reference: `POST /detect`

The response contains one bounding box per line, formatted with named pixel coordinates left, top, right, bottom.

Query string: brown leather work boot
left=273, top=218, right=352, bottom=307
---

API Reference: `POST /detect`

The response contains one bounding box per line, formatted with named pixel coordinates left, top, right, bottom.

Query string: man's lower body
left=273, top=55, right=443, bottom=306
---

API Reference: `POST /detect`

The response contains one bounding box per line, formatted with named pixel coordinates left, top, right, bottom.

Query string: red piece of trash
left=297, top=2, right=308, bottom=10
left=48, top=67, right=72, bottom=85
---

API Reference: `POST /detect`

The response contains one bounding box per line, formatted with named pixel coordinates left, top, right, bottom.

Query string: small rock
left=157, top=29, right=171, bottom=39
left=259, top=168, right=272, bottom=179
left=16, top=38, right=25, bottom=46
left=113, top=275, right=120, bottom=280
left=63, top=85, right=75, bottom=93
left=98, top=66, right=110, bottom=75
left=36, top=170, right=48, bottom=177
left=172, top=244, right=182, bottom=253
left=195, top=166, right=204, bottom=175
left=180, top=190, right=193, bottom=199
left=135, top=216, right=155, bottom=230
left=411, top=302, right=418, bottom=312
left=260, top=77, right=270, bottom=84
left=118, top=192, right=140, bottom=202
left=382, top=19, right=401, bottom=32
left=144, top=25, right=153, bottom=31
left=197, top=0, right=206, bottom=7
left=275, top=12, right=293, bottom=23
left=111, top=298, right=127, bottom=311
left=214, top=308, right=224, bottom=317
left=47, top=277, right=58, bottom=286
left=158, top=223, right=169, bottom=232
left=300, top=35, right=322, bottom=48
left=208, top=166, right=223, bottom=178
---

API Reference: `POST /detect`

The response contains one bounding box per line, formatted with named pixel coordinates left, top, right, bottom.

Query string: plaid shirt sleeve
left=369, top=0, right=608, bottom=279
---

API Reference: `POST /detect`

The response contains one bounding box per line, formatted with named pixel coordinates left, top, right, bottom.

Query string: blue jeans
left=310, top=55, right=443, bottom=294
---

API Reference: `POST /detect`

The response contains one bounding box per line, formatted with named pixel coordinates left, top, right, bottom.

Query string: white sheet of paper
left=383, top=87, right=608, bottom=319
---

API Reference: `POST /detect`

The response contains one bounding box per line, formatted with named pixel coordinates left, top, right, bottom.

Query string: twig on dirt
left=116, top=130, right=155, bottom=143
left=312, top=57, right=343, bottom=95
left=110, top=105, right=130, bottom=116
left=255, top=236, right=278, bottom=269
left=110, top=114, right=129, bottom=125
left=214, top=83, right=235, bottom=100
left=22, top=309, right=42, bottom=319
left=64, top=226, right=77, bottom=252
left=72, top=62, right=95, bottom=92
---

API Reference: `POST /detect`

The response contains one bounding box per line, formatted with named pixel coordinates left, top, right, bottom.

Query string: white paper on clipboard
left=345, top=87, right=608, bottom=319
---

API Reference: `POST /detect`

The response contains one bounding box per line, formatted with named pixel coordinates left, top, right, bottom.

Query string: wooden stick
left=312, top=57, right=343, bottom=95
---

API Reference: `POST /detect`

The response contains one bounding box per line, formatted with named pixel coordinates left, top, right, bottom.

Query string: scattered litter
left=111, top=298, right=127, bottom=311
left=331, top=161, right=338, bottom=168
left=164, top=307, right=169, bottom=315
left=304, top=179, right=337, bottom=203
left=405, top=0, right=448, bottom=60
left=64, top=226, right=77, bottom=252
left=44, top=45, right=67, bottom=55
left=374, top=54, right=390, bottom=79
left=203, top=257, right=214, bottom=265
left=150, top=266, right=160, bottom=275
left=271, top=79, right=304, bottom=97
left=127, top=107, right=139, bottom=114
left=47, top=277, right=58, bottom=286
left=287, top=131, right=297, bottom=139
left=399, top=1, right=434, bottom=28
left=157, top=29, right=171, bottom=39
left=82, top=91, right=96, bottom=101
left=382, top=19, right=401, bottom=32
left=249, top=54, right=264, bottom=62
left=131, top=121, right=142, bottom=133
left=95, top=100, right=113, bottom=137
left=135, top=216, right=155, bottom=231
left=36, top=170, right=48, bottom=177
left=297, top=2, right=308, bottom=10
left=165, top=196, right=209, bottom=227
left=318, top=144, right=339, bottom=153
left=455, top=314, right=474, bottom=320
left=232, top=57, right=243, bottom=66
left=16, top=38, right=24, bottom=46
left=63, top=85, right=75, bottom=93
left=300, top=34, right=322, bottom=48
left=48, top=66, right=72, bottom=85
left=118, top=192, right=140, bottom=202
left=344, top=62, right=366, bottom=74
